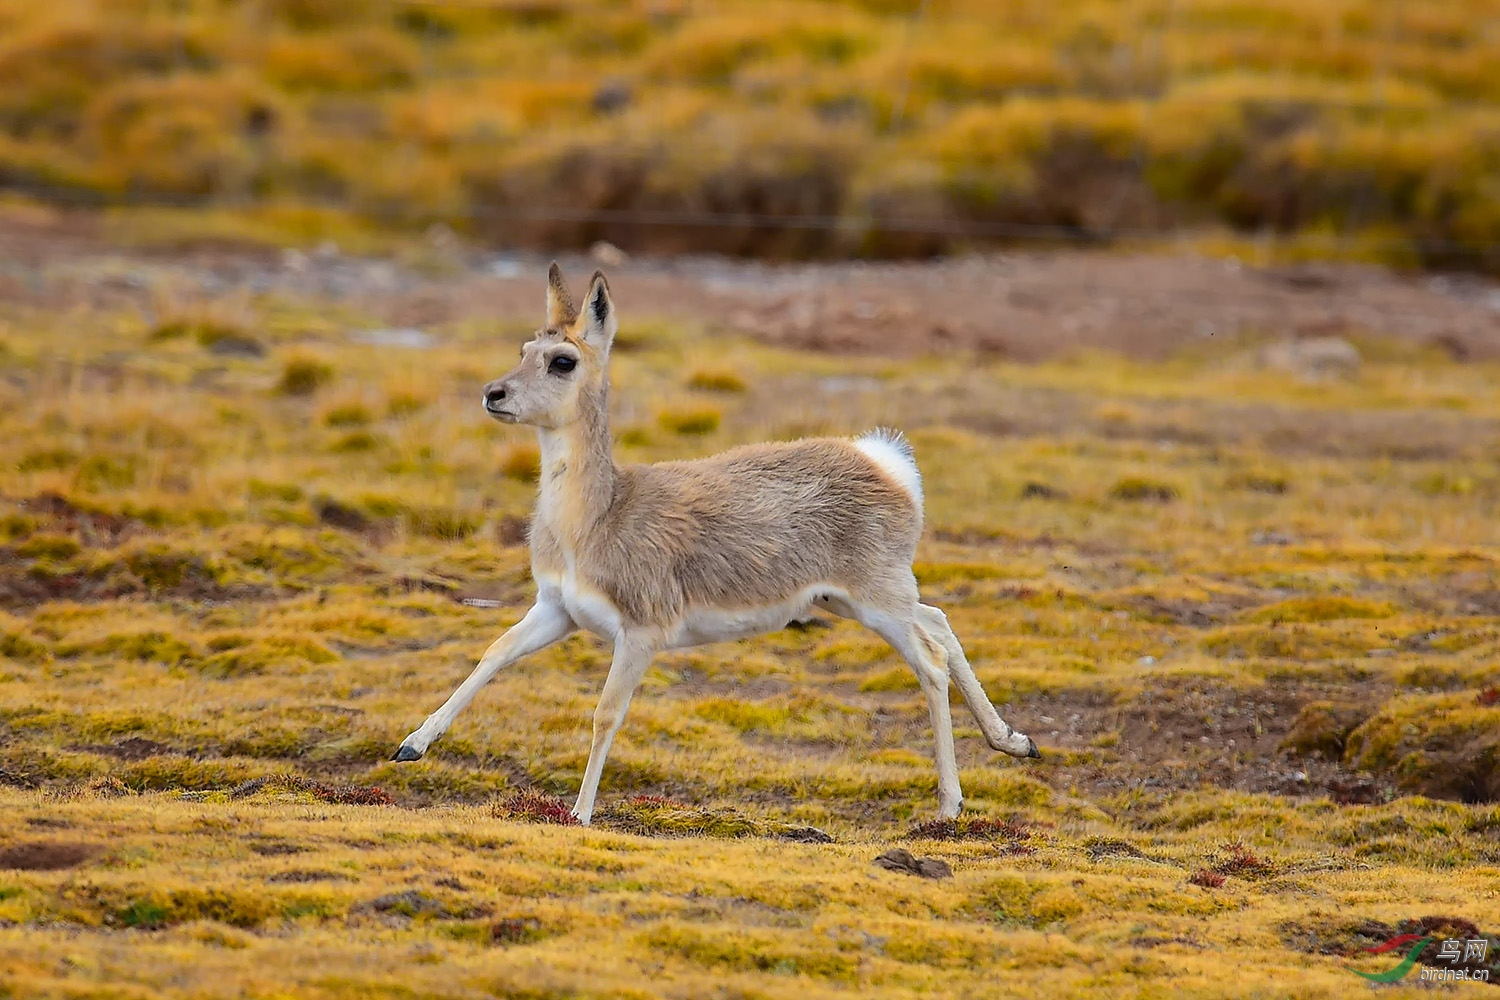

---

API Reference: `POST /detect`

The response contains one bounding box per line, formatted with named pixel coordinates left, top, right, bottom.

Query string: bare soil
left=0, top=840, right=98, bottom=871
left=3, top=212, right=1499, bottom=362
left=1019, top=680, right=1399, bottom=805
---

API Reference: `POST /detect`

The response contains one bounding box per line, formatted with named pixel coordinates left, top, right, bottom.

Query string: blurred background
left=2, top=0, right=1499, bottom=270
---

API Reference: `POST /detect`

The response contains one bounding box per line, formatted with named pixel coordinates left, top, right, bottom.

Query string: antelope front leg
left=572, top=630, right=659, bottom=825
left=392, top=597, right=574, bottom=761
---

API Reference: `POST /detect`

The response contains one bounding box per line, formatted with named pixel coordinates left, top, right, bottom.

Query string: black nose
left=484, top=383, right=506, bottom=405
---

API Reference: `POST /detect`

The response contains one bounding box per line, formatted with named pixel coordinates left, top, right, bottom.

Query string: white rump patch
left=854, top=428, right=923, bottom=508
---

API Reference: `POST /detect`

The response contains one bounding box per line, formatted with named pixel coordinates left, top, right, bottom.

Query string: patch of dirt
left=1084, top=838, right=1150, bottom=861
left=71, top=737, right=175, bottom=762
left=494, top=515, right=529, bottom=548
left=0, top=766, right=37, bottom=789
left=229, top=775, right=395, bottom=806
left=945, top=381, right=1500, bottom=461
left=4, top=222, right=1498, bottom=363
left=584, top=253, right=1500, bottom=363
left=313, top=498, right=378, bottom=536
left=1130, top=935, right=1207, bottom=949
left=247, top=839, right=309, bottom=856
left=264, top=870, right=355, bottom=883
left=906, top=816, right=1033, bottom=853
left=1110, top=592, right=1264, bottom=627
left=594, top=794, right=833, bottom=842
left=1012, top=678, right=1402, bottom=804
left=490, top=917, right=545, bottom=945
left=0, top=840, right=98, bottom=870
left=0, top=549, right=266, bottom=610
left=355, top=889, right=487, bottom=920
left=14, top=493, right=141, bottom=546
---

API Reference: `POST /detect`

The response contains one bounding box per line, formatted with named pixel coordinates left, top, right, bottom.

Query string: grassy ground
left=3, top=249, right=1500, bottom=996
left=2, top=0, right=1500, bottom=264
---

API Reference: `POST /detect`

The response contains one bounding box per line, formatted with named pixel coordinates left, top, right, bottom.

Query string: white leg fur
left=571, top=630, right=659, bottom=825
left=853, top=604, right=965, bottom=819
left=917, top=605, right=1038, bottom=758
left=393, top=598, right=575, bottom=760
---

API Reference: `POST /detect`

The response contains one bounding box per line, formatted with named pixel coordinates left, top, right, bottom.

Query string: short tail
left=853, top=427, right=923, bottom=509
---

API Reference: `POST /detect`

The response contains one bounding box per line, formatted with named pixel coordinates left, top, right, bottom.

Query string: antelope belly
left=669, top=586, right=836, bottom=648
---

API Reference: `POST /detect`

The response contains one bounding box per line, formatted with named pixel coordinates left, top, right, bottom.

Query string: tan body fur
left=393, top=265, right=1037, bottom=823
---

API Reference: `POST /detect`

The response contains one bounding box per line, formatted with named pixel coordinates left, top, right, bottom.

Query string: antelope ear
left=577, top=271, right=617, bottom=353
left=545, top=262, right=576, bottom=327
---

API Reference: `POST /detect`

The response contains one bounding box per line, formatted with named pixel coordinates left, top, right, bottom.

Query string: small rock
left=874, top=847, right=952, bottom=879
left=589, top=241, right=628, bottom=267
left=592, top=80, right=632, bottom=114
left=1137, top=655, right=1157, bottom=666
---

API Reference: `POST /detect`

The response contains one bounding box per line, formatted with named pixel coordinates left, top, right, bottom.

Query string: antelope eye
left=548, top=355, right=577, bottom=375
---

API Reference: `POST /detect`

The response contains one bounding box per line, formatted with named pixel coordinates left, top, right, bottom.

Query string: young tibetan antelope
left=392, top=264, right=1038, bottom=824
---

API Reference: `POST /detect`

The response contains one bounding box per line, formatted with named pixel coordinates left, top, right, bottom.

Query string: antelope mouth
left=483, top=401, right=517, bottom=420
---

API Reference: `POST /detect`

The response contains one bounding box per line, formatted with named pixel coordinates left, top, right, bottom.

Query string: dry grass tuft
left=1188, top=869, right=1226, bottom=889
left=1212, top=842, right=1277, bottom=881
left=1108, top=477, right=1180, bottom=502
left=491, top=788, right=579, bottom=826
left=906, top=816, right=1033, bottom=851
left=657, top=404, right=722, bottom=436
left=498, top=442, right=542, bottom=483
left=685, top=369, right=749, bottom=393
left=278, top=356, right=335, bottom=396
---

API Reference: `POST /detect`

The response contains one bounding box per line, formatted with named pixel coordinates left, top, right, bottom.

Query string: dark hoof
left=1025, top=737, right=1041, bottom=759
left=390, top=744, right=423, bottom=762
